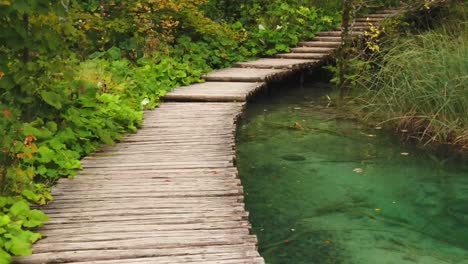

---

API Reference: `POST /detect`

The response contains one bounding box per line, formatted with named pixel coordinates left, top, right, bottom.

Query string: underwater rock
left=281, top=154, right=307, bottom=161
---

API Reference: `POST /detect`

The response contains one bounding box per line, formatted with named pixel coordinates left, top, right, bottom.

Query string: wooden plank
left=234, top=58, right=318, bottom=69
left=67, top=254, right=264, bottom=264
left=16, top=245, right=259, bottom=263
left=298, top=41, right=341, bottom=48
left=290, top=47, right=336, bottom=53
left=203, top=68, right=290, bottom=82
left=163, top=82, right=266, bottom=102
left=316, top=31, right=364, bottom=37
left=32, top=235, right=259, bottom=253
left=40, top=221, right=252, bottom=234
left=275, top=53, right=330, bottom=60
left=345, top=26, right=371, bottom=32
left=312, top=36, right=342, bottom=42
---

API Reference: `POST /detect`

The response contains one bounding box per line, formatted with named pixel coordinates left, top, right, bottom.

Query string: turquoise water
left=237, top=82, right=468, bottom=264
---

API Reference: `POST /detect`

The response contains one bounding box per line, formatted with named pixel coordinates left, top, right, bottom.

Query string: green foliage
left=0, top=197, right=47, bottom=262
left=204, top=0, right=340, bottom=56
left=243, top=3, right=338, bottom=56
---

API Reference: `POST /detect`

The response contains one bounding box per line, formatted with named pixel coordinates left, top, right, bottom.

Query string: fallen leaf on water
left=291, top=122, right=304, bottom=130
left=325, top=240, right=332, bottom=245
left=353, top=168, right=363, bottom=173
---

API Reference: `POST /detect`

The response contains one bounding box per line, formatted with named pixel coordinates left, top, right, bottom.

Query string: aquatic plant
left=359, top=22, right=468, bottom=148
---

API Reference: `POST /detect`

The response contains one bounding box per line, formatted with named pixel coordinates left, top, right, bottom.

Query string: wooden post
left=338, top=0, right=353, bottom=98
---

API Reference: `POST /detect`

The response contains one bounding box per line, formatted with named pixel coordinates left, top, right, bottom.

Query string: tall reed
left=358, top=23, right=468, bottom=148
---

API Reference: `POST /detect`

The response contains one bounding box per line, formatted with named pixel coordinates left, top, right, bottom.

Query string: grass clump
left=357, top=20, right=468, bottom=149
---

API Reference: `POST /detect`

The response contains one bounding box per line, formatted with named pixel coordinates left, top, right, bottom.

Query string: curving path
left=16, top=9, right=402, bottom=264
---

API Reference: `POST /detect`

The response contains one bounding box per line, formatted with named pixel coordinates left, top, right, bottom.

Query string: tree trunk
left=22, top=13, right=29, bottom=63
left=338, top=0, right=353, bottom=98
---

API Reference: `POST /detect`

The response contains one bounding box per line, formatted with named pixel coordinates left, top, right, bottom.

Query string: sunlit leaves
left=0, top=199, right=47, bottom=258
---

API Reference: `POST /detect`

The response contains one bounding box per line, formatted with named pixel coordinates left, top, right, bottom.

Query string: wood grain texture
left=15, top=103, right=264, bottom=264
left=234, top=58, right=318, bottom=69
left=163, top=82, right=266, bottom=102
left=203, top=68, right=290, bottom=82
left=275, top=52, right=331, bottom=60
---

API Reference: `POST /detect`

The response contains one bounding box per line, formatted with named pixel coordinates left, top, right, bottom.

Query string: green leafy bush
left=244, top=3, right=338, bottom=56
left=0, top=198, right=48, bottom=264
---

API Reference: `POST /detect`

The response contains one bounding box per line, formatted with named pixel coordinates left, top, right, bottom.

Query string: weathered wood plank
left=316, top=31, right=364, bottom=37
left=18, top=103, right=262, bottom=264
left=298, top=41, right=342, bottom=47
left=203, top=68, right=291, bottom=82
left=163, top=82, right=266, bottom=102
left=68, top=254, right=264, bottom=264
left=32, top=235, right=259, bottom=253
left=15, top=245, right=259, bottom=264
left=290, top=47, right=336, bottom=53
left=234, top=58, right=318, bottom=69
left=276, top=52, right=331, bottom=60
left=312, top=36, right=343, bottom=42
left=39, top=220, right=250, bottom=233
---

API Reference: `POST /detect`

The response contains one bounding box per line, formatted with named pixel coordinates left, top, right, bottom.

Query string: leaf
left=0, top=249, right=12, bottom=264
left=106, top=47, right=121, bottom=61
left=275, top=43, right=288, bottom=51
left=0, top=215, right=10, bottom=227
left=37, top=146, right=55, bottom=163
left=96, top=129, right=114, bottom=145
left=5, top=237, right=32, bottom=256
left=353, top=168, right=363, bottom=174
left=23, top=210, right=48, bottom=228
left=21, top=190, right=39, bottom=203
left=45, top=121, right=58, bottom=133
left=9, top=201, right=30, bottom=218
left=40, top=91, right=63, bottom=109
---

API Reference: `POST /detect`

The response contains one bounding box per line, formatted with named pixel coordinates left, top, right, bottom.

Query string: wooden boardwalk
left=16, top=9, right=401, bottom=264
